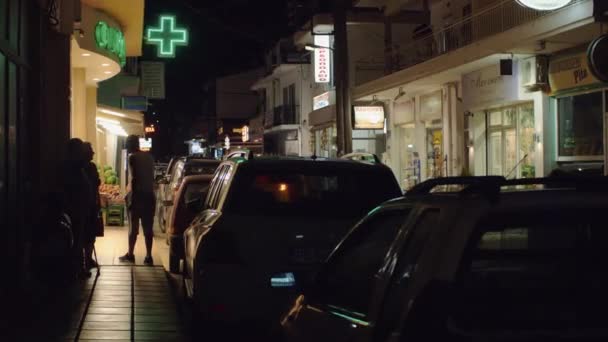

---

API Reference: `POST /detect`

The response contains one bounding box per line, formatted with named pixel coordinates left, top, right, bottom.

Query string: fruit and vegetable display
left=97, top=165, right=119, bottom=185
left=96, top=164, right=123, bottom=205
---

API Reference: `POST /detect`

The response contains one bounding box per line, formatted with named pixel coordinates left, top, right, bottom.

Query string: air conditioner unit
left=521, top=55, right=549, bottom=91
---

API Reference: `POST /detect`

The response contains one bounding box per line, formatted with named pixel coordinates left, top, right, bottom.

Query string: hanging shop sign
left=314, top=35, right=331, bottom=83
left=419, top=91, right=443, bottom=121
left=121, top=96, right=148, bottom=111
left=393, top=100, right=415, bottom=125
left=549, top=52, right=601, bottom=94
left=353, top=106, right=385, bottom=130
left=516, top=0, right=571, bottom=10
left=462, top=65, right=518, bottom=109
left=587, top=34, right=608, bottom=83
left=144, top=125, right=156, bottom=133
left=141, top=62, right=166, bottom=99
left=95, top=21, right=126, bottom=66
left=241, top=125, right=250, bottom=143
left=146, top=15, right=189, bottom=58
left=139, top=138, right=152, bottom=151
left=313, top=92, right=330, bottom=110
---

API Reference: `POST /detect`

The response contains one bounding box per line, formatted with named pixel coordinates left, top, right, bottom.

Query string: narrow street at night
left=3, top=0, right=608, bottom=341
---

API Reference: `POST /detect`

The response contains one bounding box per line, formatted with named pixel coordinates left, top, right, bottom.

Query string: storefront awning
left=309, top=104, right=336, bottom=128
left=96, top=106, right=144, bottom=136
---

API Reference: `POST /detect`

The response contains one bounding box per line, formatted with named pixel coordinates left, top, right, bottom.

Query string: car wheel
left=169, top=251, right=180, bottom=274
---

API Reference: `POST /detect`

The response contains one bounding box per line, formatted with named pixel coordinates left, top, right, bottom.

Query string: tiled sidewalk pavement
left=57, top=265, right=186, bottom=341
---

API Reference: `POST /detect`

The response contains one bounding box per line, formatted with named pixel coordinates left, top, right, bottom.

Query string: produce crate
left=106, top=204, right=125, bottom=226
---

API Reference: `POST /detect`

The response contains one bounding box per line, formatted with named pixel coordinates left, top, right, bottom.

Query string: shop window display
left=470, top=103, right=535, bottom=178
left=312, top=126, right=337, bottom=158
left=557, top=92, right=604, bottom=159
left=398, top=125, right=420, bottom=190
left=427, top=128, right=444, bottom=178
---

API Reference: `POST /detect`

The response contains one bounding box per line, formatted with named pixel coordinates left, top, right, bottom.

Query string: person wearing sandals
left=119, top=135, right=156, bottom=265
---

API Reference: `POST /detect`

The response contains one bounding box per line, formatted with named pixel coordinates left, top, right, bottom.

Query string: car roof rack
left=224, top=149, right=254, bottom=161
left=406, top=176, right=506, bottom=196
left=503, top=176, right=608, bottom=189
left=340, top=152, right=382, bottom=164
left=406, top=176, right=608, bottom=201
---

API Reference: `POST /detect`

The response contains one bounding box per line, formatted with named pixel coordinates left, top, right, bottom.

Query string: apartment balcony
left=355, top=0, right=595, bottom=98
left=264, top=105, right=300, bottom=133
left=396, top=0, right=588, bottom=71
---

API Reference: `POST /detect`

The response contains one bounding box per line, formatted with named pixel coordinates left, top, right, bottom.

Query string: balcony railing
left=266, top=105, right=298, bottom=128
left=386, top=0, right=587, bottom=73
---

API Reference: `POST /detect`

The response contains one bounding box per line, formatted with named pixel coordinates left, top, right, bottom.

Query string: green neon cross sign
left=146, top=15, right=188, bottom=58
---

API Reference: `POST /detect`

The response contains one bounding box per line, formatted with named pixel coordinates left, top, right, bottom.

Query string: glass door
left=487, top=109, right=504, bottom=176
left=426, top=128, right=443, bottom=178
left=486, top=104, right=535, bottom=178
left=399, top=125, right=418, bottom=189
left=488, top=130, right=503, bottom=175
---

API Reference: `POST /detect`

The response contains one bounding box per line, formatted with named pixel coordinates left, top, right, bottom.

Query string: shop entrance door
left=399, top=125, right=419, bottom=189
left=427, top=128, right=444, bottom=178
left=486, top=104, right=535, bottom=178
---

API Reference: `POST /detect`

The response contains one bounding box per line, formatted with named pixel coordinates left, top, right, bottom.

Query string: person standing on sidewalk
left=83, top=142, right=103, bottom=268
left=60, top=138, right=92, bottom=278
left=119, top=135, right=156, bottom=265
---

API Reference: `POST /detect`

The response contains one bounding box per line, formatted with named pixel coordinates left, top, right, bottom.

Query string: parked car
left=157, top=157, right=220, bottom=233
left=155, top=156, right=181, bottom=226
left=165, top=174, right=213, bottom=273
left=281, top=176, right=608, bottom=342
left=183, top=156, right=402, bottom=338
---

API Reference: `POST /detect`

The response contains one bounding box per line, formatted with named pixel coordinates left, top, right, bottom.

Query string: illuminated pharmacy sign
left=95, top=21, right=126, bottom=66
left=146, top=15, right=189, bottom=58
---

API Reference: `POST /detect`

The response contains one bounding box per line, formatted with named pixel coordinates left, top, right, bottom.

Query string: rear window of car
left=450, top=209, right=608, bottom=333
left=182, top=182, right=209, bottom=204
left=224, top=167, right=400, bottom=218
left=185, top=162, right=219, bottom=176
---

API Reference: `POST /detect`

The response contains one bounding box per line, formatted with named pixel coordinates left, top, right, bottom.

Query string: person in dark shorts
left=119, top=135, right=156, bottom=265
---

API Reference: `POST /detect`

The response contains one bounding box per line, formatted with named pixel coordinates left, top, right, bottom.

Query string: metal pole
left=384, top=18, right=393, bottom=75
left=333, top=0, right=352, bottom=155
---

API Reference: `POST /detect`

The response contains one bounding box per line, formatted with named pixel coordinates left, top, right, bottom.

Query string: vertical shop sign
left=314, top=35, right=331, bottom=83
left=141, top=62, right=166, bottom=100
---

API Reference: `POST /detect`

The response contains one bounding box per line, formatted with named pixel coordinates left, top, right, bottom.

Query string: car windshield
left=225, top=167, right=400, bottom=218
left=451, top=208, right=608, bottom=334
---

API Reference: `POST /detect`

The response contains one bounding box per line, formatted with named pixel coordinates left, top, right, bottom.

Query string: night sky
left=142, top=0, right=290, bottom=158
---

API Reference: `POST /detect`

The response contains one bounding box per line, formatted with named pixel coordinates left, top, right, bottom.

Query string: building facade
left=351, top=0, right=607, bottom=190
left=251, top=40, right=312, bottom=156
left=0, top=0, right=146, bottom=321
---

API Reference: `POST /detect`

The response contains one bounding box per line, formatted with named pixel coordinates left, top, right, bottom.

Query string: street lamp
left=516, top=0, right=571, bottom=10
